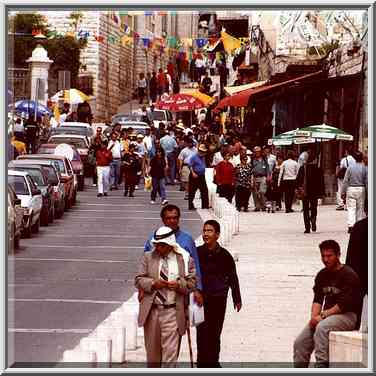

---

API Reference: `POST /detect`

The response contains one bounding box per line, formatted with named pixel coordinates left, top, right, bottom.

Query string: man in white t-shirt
left=336, top=149, right=356, bottom=210
left=108, top=132, right=124, bottom=190
left=178, top=136, right=197, bottom=199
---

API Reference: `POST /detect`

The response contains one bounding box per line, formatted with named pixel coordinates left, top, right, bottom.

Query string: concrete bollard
left=62, top=349, right=97, bottom=365
left=108, top=309, right=138, bottom=350
left=91, top=326, right=126, bottom=364
left=79, top=337, right=112, bottom=366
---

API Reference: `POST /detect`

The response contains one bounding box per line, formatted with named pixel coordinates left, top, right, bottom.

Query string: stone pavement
left=126, top=202, right=351, bottom=367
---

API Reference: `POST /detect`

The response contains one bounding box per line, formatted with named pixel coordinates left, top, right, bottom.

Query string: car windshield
left=17, top=168, right=45, bottom=186
left=149, top=111, right=166, bottom=121
left=50, top=138, right=87, bottom=148
left=52, top=127, right=88, bottom=136
left=44, top=167, right=59, bottom=185
left=113, top=114, right=142, bottom=123
left=8, top=175, right=29, bottom=195
left=37, top=147, right=55, bottom=154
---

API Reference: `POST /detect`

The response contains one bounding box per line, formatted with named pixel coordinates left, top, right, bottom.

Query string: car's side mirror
left=33, top=189, right=41, bottom=196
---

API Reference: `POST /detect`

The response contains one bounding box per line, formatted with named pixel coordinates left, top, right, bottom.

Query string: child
left=149, top=147, right=168, bottom=205
left=214, top=152, right=235, bottom=203
left=122, top=143, right=140, bottom=197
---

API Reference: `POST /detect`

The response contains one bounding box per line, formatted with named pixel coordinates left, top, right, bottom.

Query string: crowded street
left=6, top=7, right=369, bottom=370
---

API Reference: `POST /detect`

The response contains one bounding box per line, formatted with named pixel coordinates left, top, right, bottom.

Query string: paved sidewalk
left=126, top=202, right=350, bottom=367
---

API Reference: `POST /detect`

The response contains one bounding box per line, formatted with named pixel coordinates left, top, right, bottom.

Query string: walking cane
left=186, top=324, right=194, bottom=368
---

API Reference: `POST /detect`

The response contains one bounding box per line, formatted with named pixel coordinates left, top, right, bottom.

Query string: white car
left=147, top=109, right=173, bottom=129
left=59, top=122, right=94, bottom=141
left=8, top=170, right=43, bottom=238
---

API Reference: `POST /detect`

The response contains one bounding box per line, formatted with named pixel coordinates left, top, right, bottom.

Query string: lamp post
left=26, top=34, right=53, bottom=120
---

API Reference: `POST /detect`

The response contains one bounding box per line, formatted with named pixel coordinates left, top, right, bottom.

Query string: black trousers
left=283, top=180, right=296, bottom=212
left=196, top=295, right=227, bottom=367
left=302, top=198, right=318, bottom=231
left=218, top=184, right=234, bottom=203
left=235, top=186, right=251, bottom=210
left=188, top=173, right=209, bottom=209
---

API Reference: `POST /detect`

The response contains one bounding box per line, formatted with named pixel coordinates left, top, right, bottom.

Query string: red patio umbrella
left=156, top=93, right=205, bottom=112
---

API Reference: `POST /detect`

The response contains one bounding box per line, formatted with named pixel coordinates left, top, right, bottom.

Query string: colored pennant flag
left=145, top=11, right=153, bottom=16
left=220, top=30, right=241, bottom=55
left=142, top=37, right=150, bottom=48
left=195, top=38, right=208, bottom=49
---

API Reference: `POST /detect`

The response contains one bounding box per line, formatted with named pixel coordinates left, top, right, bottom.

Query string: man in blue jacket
left=187, top=143, right=209, bottom=210
left=143, top=204, right=203, bottom=306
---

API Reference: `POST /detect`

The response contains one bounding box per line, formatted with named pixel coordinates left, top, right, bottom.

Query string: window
left=8, top=176, right=29, bottom=196
left=44, top=167, right=59, bottom=185
left=26, top=175, right=39, bottom=195
left=51, top=138, right=87, bottom=149
left=22, top=169, right=45, bottom=186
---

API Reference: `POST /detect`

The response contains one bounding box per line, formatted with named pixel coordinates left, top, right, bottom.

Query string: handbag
left=144, top=176, right=152, bottom=191
left=336, top=157, right=349, bottom=179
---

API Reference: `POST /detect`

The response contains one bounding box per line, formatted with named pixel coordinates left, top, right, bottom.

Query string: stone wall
left=40, top=11, right=135, bottom=122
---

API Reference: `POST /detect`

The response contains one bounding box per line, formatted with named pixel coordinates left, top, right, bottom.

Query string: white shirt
left=340, top=155, right=356, bottom=169
left=178, top=146, right=197, bottom=164
left=14, top=122, right=24, bottom=132
left=212, top=151, right=224, bottom=167
left=158, top=252, right=178, bottom=304
left=143, top=135, right=153, bottom=152
left=279, top=159, right=299, bottom=185
left=108, top=140, right=123, bottom=159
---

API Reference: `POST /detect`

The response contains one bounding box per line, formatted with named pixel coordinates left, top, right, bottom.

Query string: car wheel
left=72, top=191, right=77, bottom=205
left=31, top=216, right=40, bottom=234
left=41, top=209, right=49, bottom=226
left=14, top=234, right=20, bottom=249
left=23, top=221, right=32, bottom=239
left=49, top=206, right=54, bottom=223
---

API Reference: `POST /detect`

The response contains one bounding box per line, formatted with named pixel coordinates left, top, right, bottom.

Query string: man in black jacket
left=196, top=220, right=242, bottom=367
left=296, top=151, right=325, bottom=233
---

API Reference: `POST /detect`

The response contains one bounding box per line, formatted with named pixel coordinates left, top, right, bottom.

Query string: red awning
left=214, top=70, right=324, bottom=111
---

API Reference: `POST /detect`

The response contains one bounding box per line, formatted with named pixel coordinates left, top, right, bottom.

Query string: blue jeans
left=151, top=177, right=166, bottom=201
left=166, top=152, right=176, bottom=184
left=110, top=159, right=122, bottom=187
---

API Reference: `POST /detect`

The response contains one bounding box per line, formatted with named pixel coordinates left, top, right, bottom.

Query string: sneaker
left=336, top=206, right=345, bottom=211
left=103, top=192, right=108, bottom=197
left=150, top=200, right=155, bottom=204
left=92, top=183, right=97, bottom=187
left=97, top=193, right=103, bottom=197
left=135, top=185, right=139, bottom=190
left=162, top=200, right=168, bottom=205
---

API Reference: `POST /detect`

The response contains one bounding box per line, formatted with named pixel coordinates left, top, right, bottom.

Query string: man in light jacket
left=135, top=226, right=196, bottom=367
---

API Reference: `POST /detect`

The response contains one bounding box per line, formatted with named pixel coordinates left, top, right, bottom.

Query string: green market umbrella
left=294, top=123, right=354, bottom=141
left=268, top=129, right=316, bottom=146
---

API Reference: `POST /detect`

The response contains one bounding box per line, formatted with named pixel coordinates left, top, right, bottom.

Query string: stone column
left=26, top=44, right=53, bottom=106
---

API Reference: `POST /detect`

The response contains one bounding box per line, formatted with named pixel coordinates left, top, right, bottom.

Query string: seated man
left=293, top=239, right=362, bottom=367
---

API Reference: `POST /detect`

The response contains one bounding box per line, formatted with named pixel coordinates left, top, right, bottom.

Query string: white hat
left=151, top=226, right=177, bottom=247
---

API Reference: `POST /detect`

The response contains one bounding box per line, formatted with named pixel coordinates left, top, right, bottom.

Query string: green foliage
left=307, top=40, right=340, bottom=57
left=10, top=12, right=87, bottom=86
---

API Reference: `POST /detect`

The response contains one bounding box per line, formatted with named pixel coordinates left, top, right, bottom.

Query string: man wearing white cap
left=135, top=226, right=197, bottom=367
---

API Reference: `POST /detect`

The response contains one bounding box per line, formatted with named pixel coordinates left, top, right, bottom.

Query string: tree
left=9, top=12, right=87, bottom=87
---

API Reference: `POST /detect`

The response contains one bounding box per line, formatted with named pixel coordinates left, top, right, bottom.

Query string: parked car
left=38, top=143, right=85, bottom=191
left=14, top=158, right=66, bottom=219
left=8, top=170, right=42, bottom=238
left=59, top=122, right=94, bottom=141
left=8, top=183, right=23, bottom=251
left=47, top=134, right=90, bottom=176
left=17, top=154, right=76, bottom=210
left=8, top=161, right=55, bottom=226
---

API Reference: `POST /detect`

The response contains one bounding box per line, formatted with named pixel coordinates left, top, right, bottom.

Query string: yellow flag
left=220, top=31, right=241, bottom=55
left=53, top=103, right=60, bottom=123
